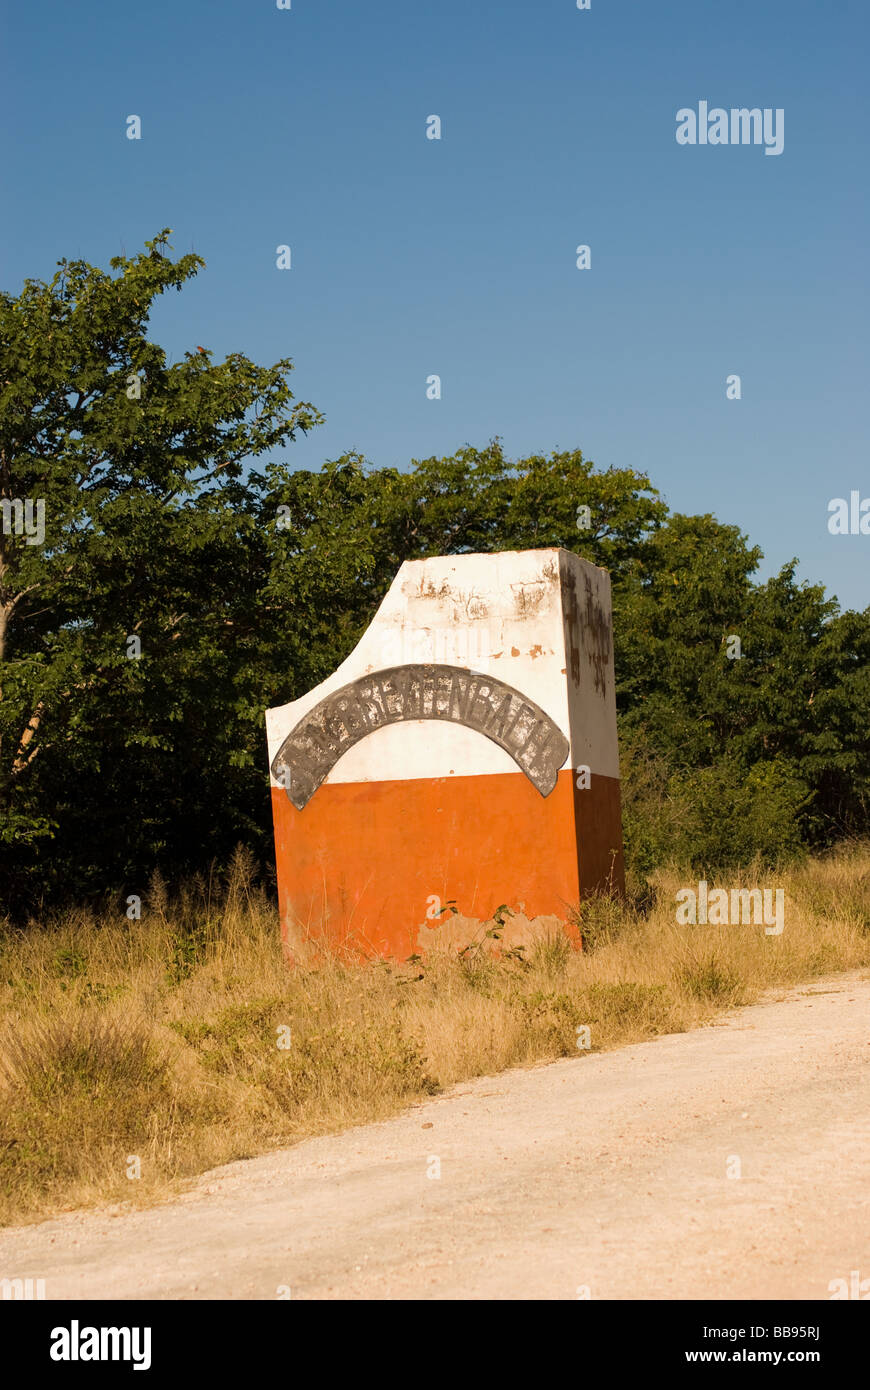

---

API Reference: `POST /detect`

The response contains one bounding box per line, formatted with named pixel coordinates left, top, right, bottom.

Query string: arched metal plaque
left=271, top=664, right=569, bottom=810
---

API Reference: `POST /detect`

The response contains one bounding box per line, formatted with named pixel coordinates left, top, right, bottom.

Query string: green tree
left=0, top=231, right=320, bottom=908
left=616, top=514, right=870, bottom=865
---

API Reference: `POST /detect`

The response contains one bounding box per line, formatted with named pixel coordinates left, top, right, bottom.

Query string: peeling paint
left=416, top=910, right=577, bottom=954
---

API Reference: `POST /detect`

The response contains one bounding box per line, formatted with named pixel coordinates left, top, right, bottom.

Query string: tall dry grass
left=1, top=843, right=869, bottom=1226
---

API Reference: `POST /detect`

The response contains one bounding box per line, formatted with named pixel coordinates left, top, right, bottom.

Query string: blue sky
left=3, top=0, right=867, bottom=610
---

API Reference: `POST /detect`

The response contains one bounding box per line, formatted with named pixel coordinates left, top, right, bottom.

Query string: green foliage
left=620, top=732, right=811, bottom=878
left=1, top=233, right=868, bottom=913
left=0, top=232, right=321, bottom=909
left=575, top=892, right=629, bottom=952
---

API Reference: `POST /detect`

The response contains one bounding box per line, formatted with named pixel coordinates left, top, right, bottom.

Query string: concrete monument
left=266, top=548, right=623, bottom=958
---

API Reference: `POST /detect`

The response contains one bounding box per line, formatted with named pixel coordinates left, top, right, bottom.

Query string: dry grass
left=1, top=843, right=869, bottom=1226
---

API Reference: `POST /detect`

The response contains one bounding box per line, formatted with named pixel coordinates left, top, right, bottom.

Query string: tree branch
left=11, top=701, right=45, bottom=776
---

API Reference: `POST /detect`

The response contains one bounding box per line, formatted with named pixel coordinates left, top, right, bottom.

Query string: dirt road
left=2, top=974, right=868, bottom=1300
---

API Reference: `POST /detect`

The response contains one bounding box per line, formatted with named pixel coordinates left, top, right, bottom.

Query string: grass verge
left=1, top=843, right=869, bottom=1226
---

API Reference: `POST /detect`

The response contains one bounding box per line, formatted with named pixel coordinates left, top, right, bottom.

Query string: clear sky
left=2, top=0, right=867, bottom=610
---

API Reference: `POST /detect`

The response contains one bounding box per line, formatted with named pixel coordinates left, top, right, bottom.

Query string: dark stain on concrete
left=560, top=553, right=612, bottom=697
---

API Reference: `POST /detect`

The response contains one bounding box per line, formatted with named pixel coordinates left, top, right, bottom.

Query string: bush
left=620, top=729, right=809, bottom=879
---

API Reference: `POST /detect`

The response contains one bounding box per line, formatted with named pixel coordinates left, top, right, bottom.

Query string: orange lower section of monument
left=271, top=769, right=624, bottom=960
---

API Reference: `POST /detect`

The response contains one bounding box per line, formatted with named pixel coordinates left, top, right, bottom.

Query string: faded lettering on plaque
left=271, top=664, right=569, bottom=810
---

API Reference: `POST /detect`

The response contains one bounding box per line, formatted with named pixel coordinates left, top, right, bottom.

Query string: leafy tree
left=616, top=516, right=870, bottom=862
left=0, top=231, right=320, bottom=908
